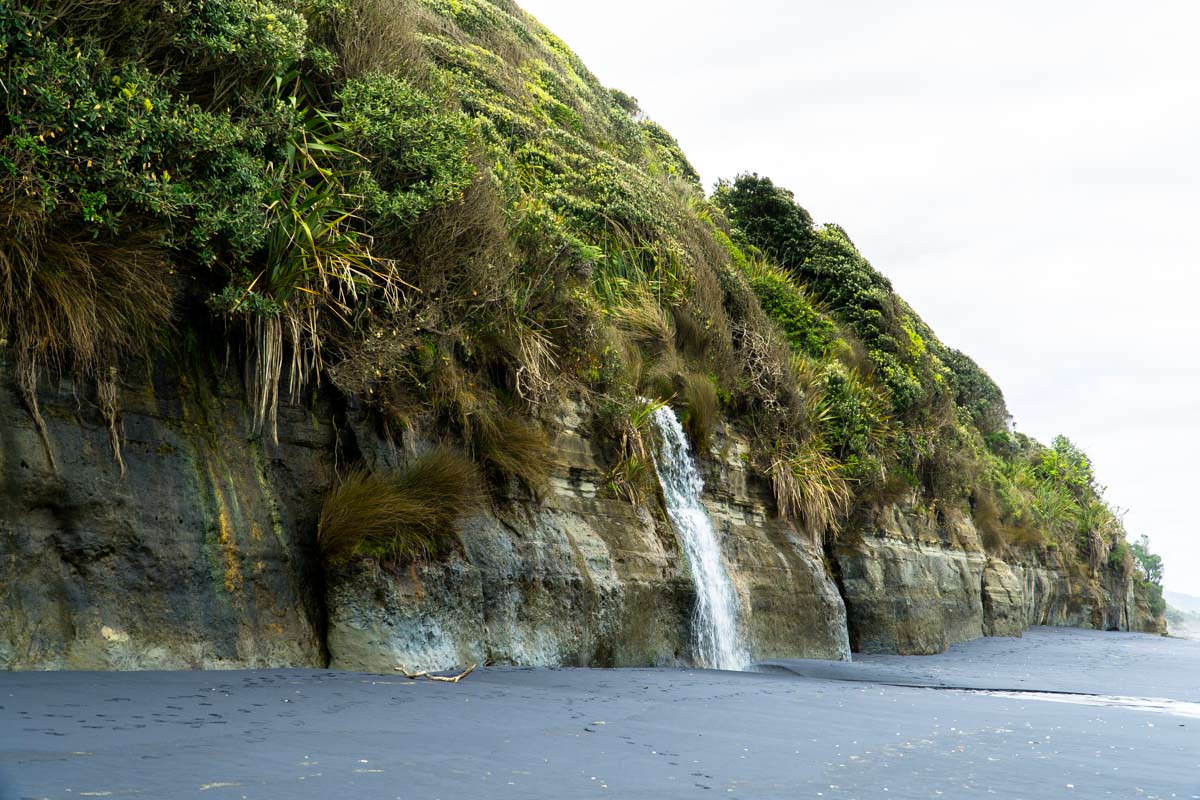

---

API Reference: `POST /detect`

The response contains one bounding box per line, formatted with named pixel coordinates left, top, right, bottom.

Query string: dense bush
left=940, top=348, right=1009, bottom=434
left=714, top=173, right=816, bottom=269
left=742, top=258, right=837, bottom=359
left=338, top=73, right=476, bottom=227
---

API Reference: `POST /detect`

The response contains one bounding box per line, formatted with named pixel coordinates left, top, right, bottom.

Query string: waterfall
left=650, top=405, right=749, bottom=671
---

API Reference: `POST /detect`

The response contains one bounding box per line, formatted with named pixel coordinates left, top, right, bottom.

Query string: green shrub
left=337, top=73, right=476, bottom=227
left=640, top=120, right=701, bottom=187
left=317, top=448, right=484, bottom=564
left=598, top=395, right=665, bottom=505
left=821, top=362, right=892, bottom=480
left=940, top=347, right=1009, bottom=434
left=1131, top=534, right=1164, bottom=586
left=1033, top=435, right=1096, bottom=498
left=713, top=173, right=816, bottom=269
left=742, top=257, right=837, bottom=359
left=173, top=0, right=309, bottom=71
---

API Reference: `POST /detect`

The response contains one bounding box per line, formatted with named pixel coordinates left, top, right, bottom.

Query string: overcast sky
left=519, top=0, right=1200, bottom=595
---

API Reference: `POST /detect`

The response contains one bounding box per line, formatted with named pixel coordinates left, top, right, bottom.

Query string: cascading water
left=650, top=405, right=749, bottom=671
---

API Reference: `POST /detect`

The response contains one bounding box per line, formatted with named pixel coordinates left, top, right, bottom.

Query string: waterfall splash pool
left=650, top=404, right=748, bottom=671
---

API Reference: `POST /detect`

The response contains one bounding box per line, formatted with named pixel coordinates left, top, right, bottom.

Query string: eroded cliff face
left=0, top=364, right=1159, bottom=671
left=325, top=401, right=850, bottom=671
left=0, top=364, right=330, bottom=670
left=834, top=506, right=1162, bottom=655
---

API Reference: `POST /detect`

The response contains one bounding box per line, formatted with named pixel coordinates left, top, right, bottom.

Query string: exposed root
left=97, top=368, right=125, bottom=476
left=247, top=314, right=283, bottom=444
left=16, top=360, right=57, bottom=473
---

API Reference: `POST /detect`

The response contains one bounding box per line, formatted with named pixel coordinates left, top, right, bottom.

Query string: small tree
left=1130, top=534, right=1164, bottom=585
left=712, top=173, right=817, bottom=270
left=1130, top=534, right=1166, bottom=618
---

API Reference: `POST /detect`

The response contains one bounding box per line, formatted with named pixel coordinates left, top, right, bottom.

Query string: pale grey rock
left=324, top=404, right=851, bottom=671
left=981, top=558, right=1025, bottom=637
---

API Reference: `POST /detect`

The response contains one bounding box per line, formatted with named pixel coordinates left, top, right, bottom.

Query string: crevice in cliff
left=823, top=542, right=857, bottom=653
left=308, top=384, right=366, bottom=668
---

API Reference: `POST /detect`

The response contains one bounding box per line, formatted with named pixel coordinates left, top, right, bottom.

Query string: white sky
left=519, top=0, right=1200, bottom=595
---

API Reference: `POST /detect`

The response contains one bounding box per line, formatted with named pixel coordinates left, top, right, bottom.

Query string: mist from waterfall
left=650, top=405, right=749, bottom=671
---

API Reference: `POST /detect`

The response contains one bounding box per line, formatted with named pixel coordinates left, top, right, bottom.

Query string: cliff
left=0, top=0, right=1164, bottom=672
left=0, top=361, right=1158, bottom=671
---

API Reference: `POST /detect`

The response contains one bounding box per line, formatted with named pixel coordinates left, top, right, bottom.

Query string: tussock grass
left=768, top=438, right=851, bottom=545
left=334, top=0, right=426, bottom=78
left=468, top=406, right=551, bottom=494
left=670, top=306, right=711, bottom=360
left=0, top=203, right=173, bottom=469
left=384, top=176, right=564, bottom=407
left=318, top=448, right=483, bottom=564
left=971, top=487, right=1006, bottom=552
left=679, top=371, right=718, bottom=453
left=611, top=294, right=675, bottom=359
left=421, top=352, right=551, bottom=492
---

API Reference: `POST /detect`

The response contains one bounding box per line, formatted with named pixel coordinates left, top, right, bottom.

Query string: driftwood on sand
left=394, top=663, right=478, bottom=683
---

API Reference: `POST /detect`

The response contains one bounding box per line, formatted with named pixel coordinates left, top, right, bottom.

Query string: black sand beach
left=2, top=628, right=1197, bottom=800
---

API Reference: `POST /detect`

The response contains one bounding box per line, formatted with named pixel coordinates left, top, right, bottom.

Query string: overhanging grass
left=318, top=447, right=483, bottom=564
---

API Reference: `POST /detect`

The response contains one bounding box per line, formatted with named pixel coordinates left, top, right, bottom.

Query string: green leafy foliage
left=640, top=120, right=701, bottom=187
left=1130, top=535, right=1166, bottom=617
left=1131, top=534, right=1164, bottom=586
left=741, top=257, right=837, bottom=359
left=337, top=73, right=475, bottom=226
left=714, top=173, right=816, bottom=269
left=940, top=348, right=1009, bottom=434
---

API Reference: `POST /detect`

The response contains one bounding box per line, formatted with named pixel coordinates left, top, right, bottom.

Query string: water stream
left=650, top=405, right=749, bottom=671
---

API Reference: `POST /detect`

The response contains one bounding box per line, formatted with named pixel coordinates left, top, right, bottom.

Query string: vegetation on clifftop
left=0, top=0, right=1161, bottom=600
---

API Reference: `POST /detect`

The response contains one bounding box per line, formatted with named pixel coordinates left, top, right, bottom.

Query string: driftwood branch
left=394, top=663, right=477, bottom=683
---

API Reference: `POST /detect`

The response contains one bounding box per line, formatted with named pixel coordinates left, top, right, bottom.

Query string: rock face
left=981, top=559, right=1026, bottom=637
left=324, top=403, right=850, bottom=671
left=836, top=507, right=1163, bottom=655
left=0, top=363, right=329, bottom=670
left=834, top=506, right=986, bottom=655
left=0, top=363, right=1159, bottom=671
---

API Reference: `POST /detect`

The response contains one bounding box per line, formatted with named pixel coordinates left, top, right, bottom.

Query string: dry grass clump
left=971, top=487, right=1006, bottom=552
left=1008, top=524, right=1046, bottom=550
left=467, top=406, right=551, bottom=494
left=670, top=306, right=711, bottom=360
left=679, top=371, right=718, bottom=453
left=334, top=0, right=427, bottom=79
left=420, top=353, right=552, bottom=492
left=0, top=204, right=174, bottom=470
left=318, top=447, right=484, bottom=564
left=611, top=293, right=675, bottom=359
left=390, top=176, right=563, bottom=405
left=768, top=439, right=851, bottom=546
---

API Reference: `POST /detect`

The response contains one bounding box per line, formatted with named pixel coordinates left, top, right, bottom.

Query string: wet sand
left=2, top=628, right=1197, bottom=799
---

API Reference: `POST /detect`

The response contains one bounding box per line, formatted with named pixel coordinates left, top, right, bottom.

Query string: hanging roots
left=15, top=359, right=57, bottom=473
left=1, top=202, right=174, bottom=473
left=97, top=367, right=125, bottom=476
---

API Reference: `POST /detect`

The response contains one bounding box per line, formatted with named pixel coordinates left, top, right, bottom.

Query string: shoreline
left=2, top=628, right=1196, bottom=800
